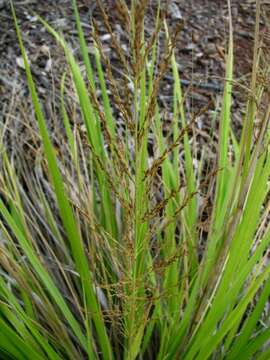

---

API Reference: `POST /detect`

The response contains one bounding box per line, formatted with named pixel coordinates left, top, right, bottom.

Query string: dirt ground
left=0, top=0, right=269, bottom=162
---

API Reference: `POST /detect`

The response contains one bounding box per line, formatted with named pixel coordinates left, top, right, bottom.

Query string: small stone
left=205, top=43, right=216, bottom=55
left=16, top=57, right=26, bottom=70
left=45, top=58, right=52, bottom=72
left=185, top=43, right=197, bottom=51
left=0, top=0, right=6, bottom=10
left=169, top=3, right=183, bottom=20
left=100, top=34, right=111, bottom=41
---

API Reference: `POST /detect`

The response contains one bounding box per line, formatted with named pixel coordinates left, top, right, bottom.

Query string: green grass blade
left=11, top=5, right=113, bottom=358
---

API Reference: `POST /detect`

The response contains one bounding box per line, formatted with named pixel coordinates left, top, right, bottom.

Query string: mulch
left=0, top=0, right=269, bottom=165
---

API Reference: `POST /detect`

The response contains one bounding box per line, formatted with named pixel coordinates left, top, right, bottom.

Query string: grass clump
left=0, top=0, right=270, bottom=358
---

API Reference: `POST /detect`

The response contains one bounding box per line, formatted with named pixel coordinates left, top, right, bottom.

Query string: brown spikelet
left=92, top=20, right=134, bottom=131
left=96, top=0, right=130, bottom=74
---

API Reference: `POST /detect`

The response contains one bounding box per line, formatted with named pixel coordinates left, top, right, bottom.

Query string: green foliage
left=0, top=0, right=270, bottom=359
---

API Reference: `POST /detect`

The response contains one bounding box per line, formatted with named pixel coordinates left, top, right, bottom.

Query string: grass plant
left=0, top=0, right=270, bottom=358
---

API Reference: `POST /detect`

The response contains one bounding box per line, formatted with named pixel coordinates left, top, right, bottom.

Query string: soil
left=0, top=0, right=270, bottom=175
